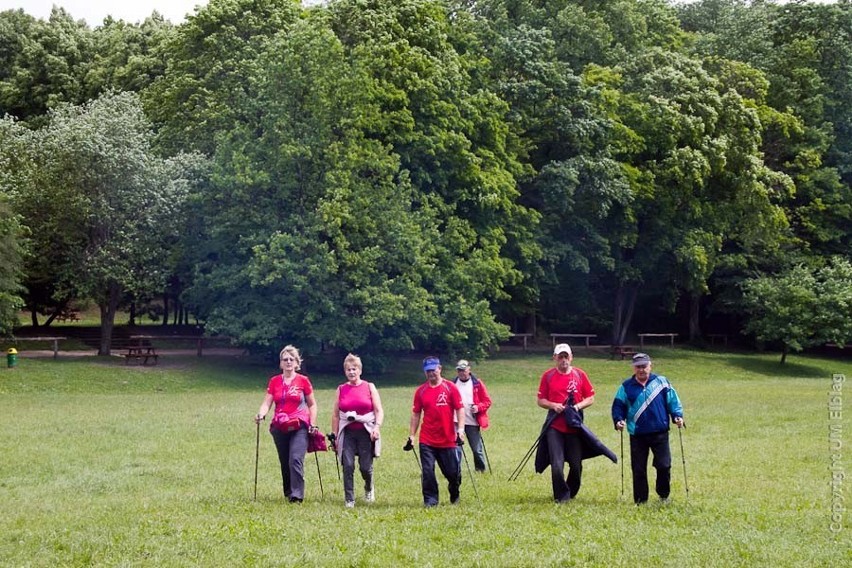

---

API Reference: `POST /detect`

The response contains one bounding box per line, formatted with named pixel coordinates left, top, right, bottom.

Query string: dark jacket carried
left=534, top=405, right=618, bottom=473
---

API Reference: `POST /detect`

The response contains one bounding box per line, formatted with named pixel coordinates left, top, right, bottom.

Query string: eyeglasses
left=281, top=357, right=295, bottom=362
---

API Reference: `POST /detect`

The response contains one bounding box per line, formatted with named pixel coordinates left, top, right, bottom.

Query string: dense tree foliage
left=1, top=92, right=206, bottom=353
left=1, top=0, right=849, bottom=358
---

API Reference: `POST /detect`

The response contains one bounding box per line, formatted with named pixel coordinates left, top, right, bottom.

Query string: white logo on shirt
left=436, top=391, right=449, bottom=406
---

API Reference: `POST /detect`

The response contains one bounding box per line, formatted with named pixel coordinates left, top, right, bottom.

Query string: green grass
left=1, top=348, right=850, bottom=566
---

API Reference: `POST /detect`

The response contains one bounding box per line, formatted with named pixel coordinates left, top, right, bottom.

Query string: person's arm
left=306, top=392, right=318, bottom=431
left=574, top=394, right=594, bottom=412
left=667, top=383, right=685, bottom=428
left=456, top=405, right=466, bottom=442
left=409, top=411, right=421, bottom=441
left=331, top=388, right=340, bottom=436
left=256, top=393, right=274, bottom=423
left=369, top=383, right=384, bottom=441
left=612, top=386, right=627, bottom=430
left=538, top=397, right=565, bottom=413
left=473, top=379, right=492, bottom=414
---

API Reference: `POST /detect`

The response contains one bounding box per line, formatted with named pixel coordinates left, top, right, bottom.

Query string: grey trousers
left=341, top=427, right=374, bottom=502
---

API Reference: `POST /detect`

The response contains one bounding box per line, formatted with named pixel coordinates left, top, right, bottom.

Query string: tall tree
left=2, top=91, right=206, bottom=353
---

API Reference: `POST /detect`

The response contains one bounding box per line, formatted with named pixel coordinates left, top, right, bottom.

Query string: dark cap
left=632, top=353, right=651, bottom=366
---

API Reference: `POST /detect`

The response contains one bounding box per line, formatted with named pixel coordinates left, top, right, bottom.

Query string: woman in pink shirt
left=255, top=345, right=318, bottom=503
left=331, top=353, right=384, bottom=508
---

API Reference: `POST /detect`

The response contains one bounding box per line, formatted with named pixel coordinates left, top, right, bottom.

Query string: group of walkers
left=254, top=342, right=685, bottom=507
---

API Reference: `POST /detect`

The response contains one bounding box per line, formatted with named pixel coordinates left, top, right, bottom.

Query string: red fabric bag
left=307, top=428, right=328, bottom=453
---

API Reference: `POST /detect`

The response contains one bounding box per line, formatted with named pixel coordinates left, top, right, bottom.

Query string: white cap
left=553, top=343, right=572, bottom=356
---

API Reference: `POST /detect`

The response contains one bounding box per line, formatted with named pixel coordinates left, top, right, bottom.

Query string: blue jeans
left=270, top=427, right=308, bottom=500
left=419, top=443, right=461, bottom=506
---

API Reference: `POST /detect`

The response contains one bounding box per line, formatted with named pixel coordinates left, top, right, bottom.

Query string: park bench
left=638, top=333, right=678, bottom=348
left=124, top=346, right=158, bottom=366
left=508, top=333, right=533, bottom=352
left=550, top=333, right=597, bottom=348
left=10, top=336, right=67, bottom=359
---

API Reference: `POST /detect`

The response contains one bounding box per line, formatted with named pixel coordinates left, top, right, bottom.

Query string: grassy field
left=1, top=348, right=849, bottom=566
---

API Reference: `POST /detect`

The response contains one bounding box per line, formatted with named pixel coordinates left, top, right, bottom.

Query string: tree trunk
left=612, top=284, right=638, bottom=345
left=780, top=343, right=789, bottom=365
left=98, top=282, right=121, bottom=356
left=129, top=302, right=136, bottom=326
left=30, top=309, right=39, bottom=327
left=689, top=293, right=701, bottom=342
left=162, top=292, right=169, bottom=326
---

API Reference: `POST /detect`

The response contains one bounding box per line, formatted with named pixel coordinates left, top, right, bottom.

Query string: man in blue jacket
left=612, top=353, right=685, bottom=504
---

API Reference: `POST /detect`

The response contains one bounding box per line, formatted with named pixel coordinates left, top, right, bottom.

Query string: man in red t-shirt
left=537, top=343, right=596, bottom=502
left=408, top=356, right=465, bottom=507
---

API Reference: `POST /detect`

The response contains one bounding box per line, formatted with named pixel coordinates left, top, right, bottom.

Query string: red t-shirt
left=267, top=373, right=313, bottom=423
left=413, top=379, right=463, bottom=448
left=338, top=381, right=374, bottom=430
left=537, top=367, right=595, bottom=433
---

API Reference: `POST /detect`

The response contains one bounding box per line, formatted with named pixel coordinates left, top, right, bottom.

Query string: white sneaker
left=365, top=488, right=375, bottom=503
left=345, top=500, right=355, bottom=508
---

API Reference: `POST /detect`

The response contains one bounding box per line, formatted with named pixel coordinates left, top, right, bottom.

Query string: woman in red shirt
left=255, top=345, right=318, bottom=503
left=331, top=353, right=384, bottom=508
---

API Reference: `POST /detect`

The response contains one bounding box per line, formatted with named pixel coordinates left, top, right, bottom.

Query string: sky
left=0, top=1, right=211, bottom=26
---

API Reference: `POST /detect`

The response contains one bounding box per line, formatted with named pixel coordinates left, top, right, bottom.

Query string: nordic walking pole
left=328, top=434, right=341, bottom=480
left=253, top=418, right=261, bottom=501
left=620, top=428, right=625, bottom=499
left=677, top=424, right=689, bottom=500
left=314, top=450, right=325, bottom=499
left=481, top=435, right=493, bottom=474
left=508, top=436, right=540, bottom=481
left=404, top=437, right=421, bottom=471
left=458, top=437, right=479, bottom=499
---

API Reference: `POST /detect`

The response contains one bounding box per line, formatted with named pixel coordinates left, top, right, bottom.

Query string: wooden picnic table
left=11, top=336, right=68, bottom=359
left=638, top=333, right=678, bottom=348
left=550, top=333, right=597, bottom=347
left=124, top=346, right=158, bottom=366
left=129, top=335, right=222, bottom=357
left=707, top=334, right=728, bottom=346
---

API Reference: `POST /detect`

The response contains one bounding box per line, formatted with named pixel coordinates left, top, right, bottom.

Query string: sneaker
left=660, top=497, right=670, bottom=505
left=450, top=493, right=460, bottom=504
left=288, top=497, right=303, bottom=504
left=345, top=500, right=355, bottom=508
left=365, top=488, right=375, bottom=503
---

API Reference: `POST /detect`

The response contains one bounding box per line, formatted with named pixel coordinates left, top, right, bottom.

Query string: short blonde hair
left=279, top=345, right=302, bottom=370
left=343, top=353, right=362, bottom=371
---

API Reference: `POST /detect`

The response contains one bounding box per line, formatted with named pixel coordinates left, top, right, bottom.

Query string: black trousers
left=545, top=428, right=583, bottom=501
left=629, top=430, right=671, bottom=503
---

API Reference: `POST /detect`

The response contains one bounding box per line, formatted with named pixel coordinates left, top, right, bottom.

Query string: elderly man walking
left=612, top=353, right=685, bottom=504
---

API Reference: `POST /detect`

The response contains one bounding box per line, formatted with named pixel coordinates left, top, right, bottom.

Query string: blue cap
left=422, top=357, right=441, bottom=372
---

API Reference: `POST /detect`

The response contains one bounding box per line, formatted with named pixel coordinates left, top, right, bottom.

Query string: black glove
left=456, top=435, right=465, bottom=447
left=327, top=432, right=337, bottom=450
left=403, top=437, right=414, bottom=451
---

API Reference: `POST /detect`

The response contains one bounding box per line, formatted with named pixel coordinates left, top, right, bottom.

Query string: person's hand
left=308, top=424, right=319, bottom=434
left=456, top=434, right=465, bottom=447
left=254, top=414, right=265, bottom=425
left=470, top=404, right=479, bottom=414
left=326, top=432, right=337, bottom=450
left=615, top=420, right=625, bottom=431
left=403, top=436, right=414, bottom=451
left=552, top=402, right=566, bottom=413
left=674, top=417, right=685, bottom=429
left=370, top=427, right=380, bottom=441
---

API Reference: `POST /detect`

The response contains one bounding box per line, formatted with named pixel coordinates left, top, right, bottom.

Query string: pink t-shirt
left=267, top=373, right=313, bottom=423
left=338, top=381, right=374, bottom=430
left=537, top=367, right=595, bottom=433
left=413, top=379, right=463, bottom=448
